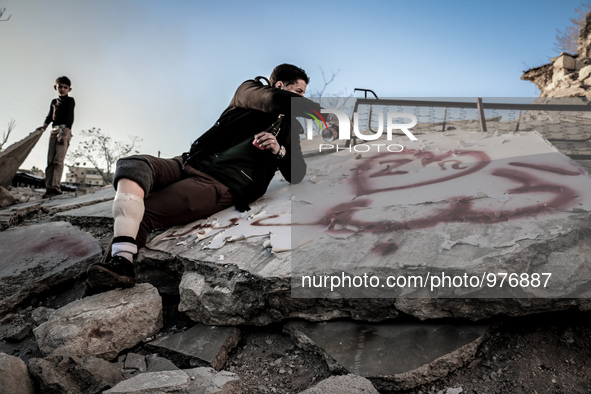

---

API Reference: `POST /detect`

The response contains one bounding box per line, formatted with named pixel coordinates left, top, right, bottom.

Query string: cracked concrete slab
left=54, top=200, right=114, bottom=226
left=140, top=131, right=591, bottom=324
left=0, top=187, right=114, bottom=229
left=0, top=221, right=101, bottom=314
left=40, top=186, right=115, bottom=213
left=285, top=320, right=489, bottom=391
left=145, top=323, right=240, bottom=371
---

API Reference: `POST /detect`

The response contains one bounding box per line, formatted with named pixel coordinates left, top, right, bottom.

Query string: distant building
left=12, top=171, right=45, bottom=189
left=21, top=166, right=44, bottom=177
left=12, top=167, right=45, bottom=188
left=66, top=166, right=107, bottom=187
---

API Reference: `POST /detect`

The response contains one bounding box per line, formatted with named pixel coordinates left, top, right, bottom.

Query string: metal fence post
left=477, top=98, right=487, bottom=132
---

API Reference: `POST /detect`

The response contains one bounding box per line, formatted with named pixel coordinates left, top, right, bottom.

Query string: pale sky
left=0, top=0, right=585, bottom=173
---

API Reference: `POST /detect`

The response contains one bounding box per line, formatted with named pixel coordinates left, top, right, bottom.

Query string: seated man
left=86, top=63, right=318, bottom=292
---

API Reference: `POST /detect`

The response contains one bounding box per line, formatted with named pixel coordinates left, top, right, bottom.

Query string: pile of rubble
left=522, top=12, right=591, bottom=97
left=0, top=186, right=43, bottom=208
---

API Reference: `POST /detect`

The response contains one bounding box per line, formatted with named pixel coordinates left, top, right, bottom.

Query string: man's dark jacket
left=183, top=79, right=320, bottom=210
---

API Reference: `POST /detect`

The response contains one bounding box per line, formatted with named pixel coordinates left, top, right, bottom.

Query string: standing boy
left=39, top=76, right=75, bottom=197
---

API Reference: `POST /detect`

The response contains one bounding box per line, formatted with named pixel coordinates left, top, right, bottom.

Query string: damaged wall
left=522, top=12, right=591, bottom=97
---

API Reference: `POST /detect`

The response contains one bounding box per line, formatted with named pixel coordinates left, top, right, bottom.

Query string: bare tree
left=0, top=119, right=16, bottom=151
left=305, top=68, right=359, bottom=139
left=554, top=3, right=591, bottom=54
left=68, top=128, right=141, bottom=184
left=0, top=7, right=11, bottom=22
left=311, top=68, right=353, bottom=109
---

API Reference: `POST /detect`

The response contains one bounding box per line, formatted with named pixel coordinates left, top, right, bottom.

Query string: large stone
left=0, top=352, right=35, bottom=394
left=28, top=354, right=124, bottom=394
left=0, top=221, right=101, bottom=314
left=33, top=283, right=163, bottom=360
left=142, top=131, right=591, bottom=324
left=146, top=323, right=240, bottom=370
left=300, top=374, right=379, bottom=394
left=285, top=320, right=488, bottom=391
left=104, top=367, right=241, bottom=394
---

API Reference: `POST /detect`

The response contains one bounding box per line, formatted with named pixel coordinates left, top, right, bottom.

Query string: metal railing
left=348, top=93, right=591, bottom=146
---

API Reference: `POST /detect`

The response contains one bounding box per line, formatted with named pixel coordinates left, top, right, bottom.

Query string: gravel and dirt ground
left=3, top=274, right=591, bottom=393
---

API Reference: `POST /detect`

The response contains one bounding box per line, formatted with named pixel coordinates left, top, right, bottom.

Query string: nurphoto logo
left=304, top=108, right=419, bottom=153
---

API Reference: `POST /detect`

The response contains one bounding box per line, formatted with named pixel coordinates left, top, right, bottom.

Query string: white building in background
left=65, top=166, right=107, bottom=187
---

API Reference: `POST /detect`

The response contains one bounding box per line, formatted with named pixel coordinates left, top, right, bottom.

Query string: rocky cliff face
left=522, top=12, right=591, bottom=97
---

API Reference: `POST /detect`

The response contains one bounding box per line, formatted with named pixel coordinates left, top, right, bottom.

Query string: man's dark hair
left=269, top=64, right=309, bottom=87
left=55, top=76, right=71, bottom=87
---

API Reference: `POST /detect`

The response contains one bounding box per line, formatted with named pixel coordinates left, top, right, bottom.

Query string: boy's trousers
left=114, top=155, right=235, bottom=248
left=45, top=125, right=71, bottom=192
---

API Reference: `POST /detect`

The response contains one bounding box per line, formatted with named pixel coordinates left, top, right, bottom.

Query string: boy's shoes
left=86, top=255, right=136, bottom=290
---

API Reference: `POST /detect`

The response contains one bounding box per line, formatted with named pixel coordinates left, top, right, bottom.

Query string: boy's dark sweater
left=44, top=95, right=75, bottom=128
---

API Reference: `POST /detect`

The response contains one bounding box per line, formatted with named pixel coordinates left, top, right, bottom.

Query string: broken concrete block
left=33, top=283, right=163, bottom=360
left=104, top=367, right=241, bottom=394
left=28, top=354, right=124, bottom=394
left=0, top=352, right=35, bottom=394
left=300, top=374, right=379, bottom=394
left=0, top=198, right=43, bottom=229
left=124, top=352, right=147, bottom=372
left=0, top=221, right=101, bottom=315
left=146, top=355, right=180, bottom=372
left=103, top=370, right=191, bottom=393
left=178, top=270, right=269, bottom=326
left=285, top=320, right=488, bottom=391
left=0, top=186, right=115, bottom=230
left=146, top=323, right=240, bottom=371
left=554, top=54, right=577, bottom=70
